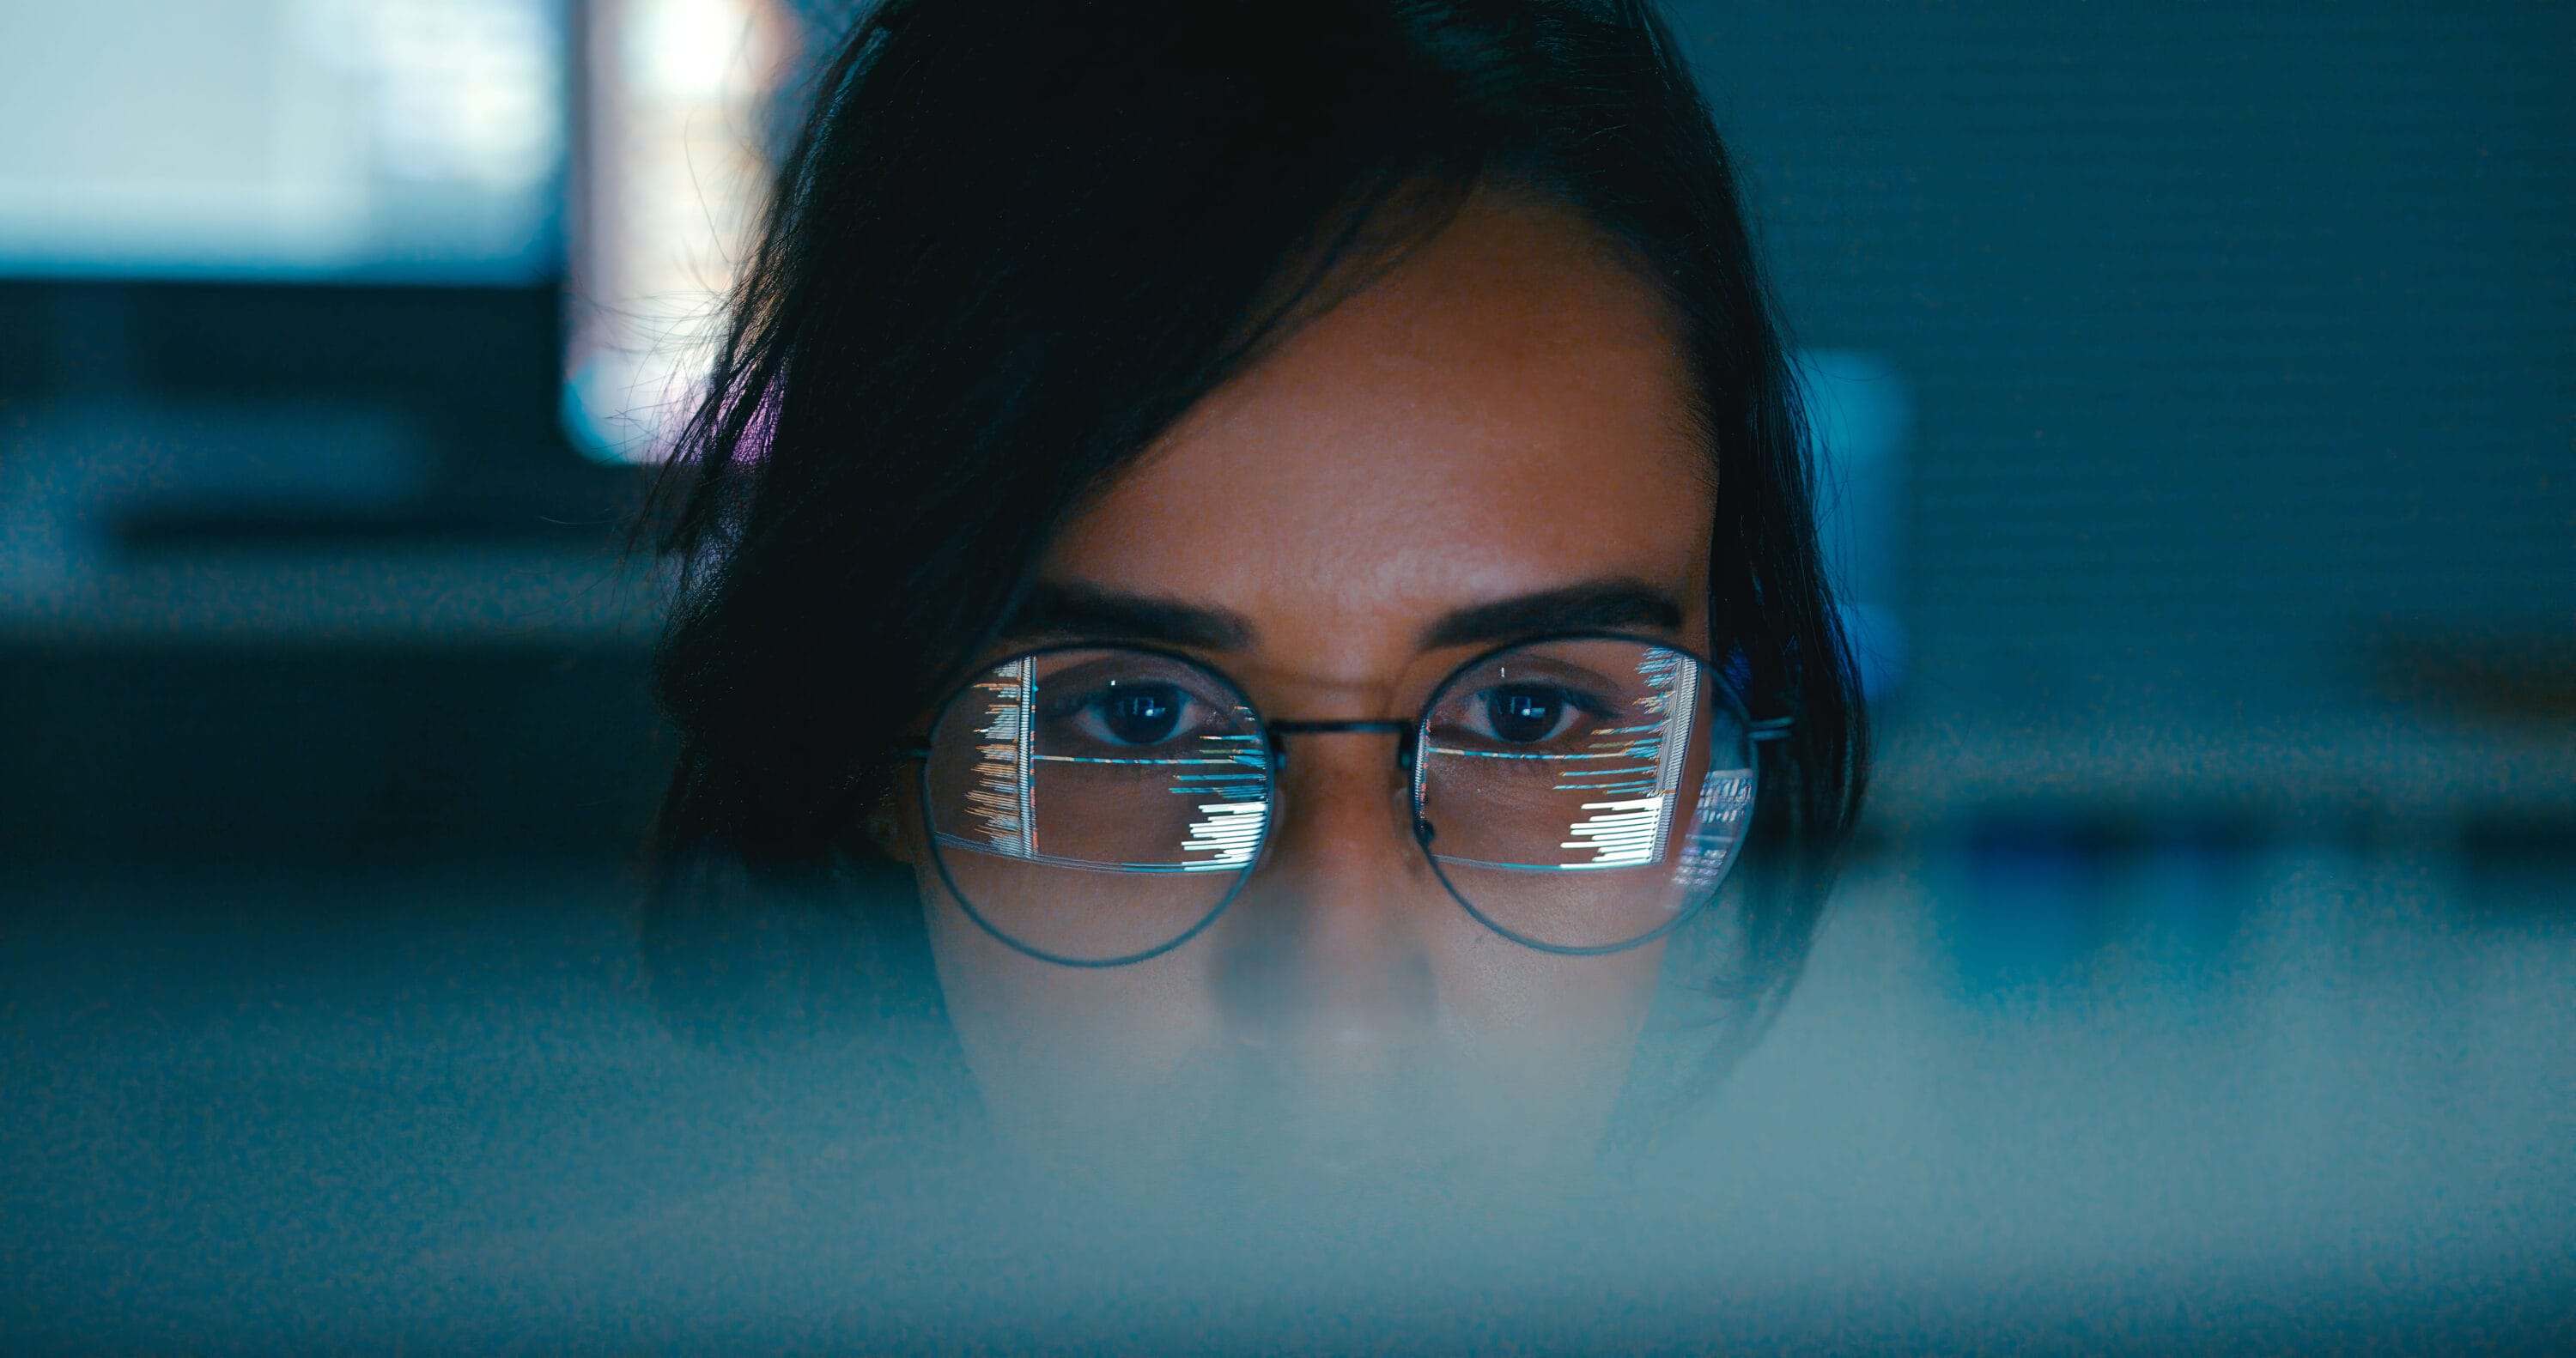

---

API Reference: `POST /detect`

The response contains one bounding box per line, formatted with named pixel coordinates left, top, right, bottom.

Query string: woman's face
left=895, top=196, right=1716, bottom=1186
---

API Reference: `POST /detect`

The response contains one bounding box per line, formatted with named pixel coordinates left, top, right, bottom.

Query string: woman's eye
left=1064, top=682, right=1195, bottom=748
left=1470, top=683, right=1591, bottom=745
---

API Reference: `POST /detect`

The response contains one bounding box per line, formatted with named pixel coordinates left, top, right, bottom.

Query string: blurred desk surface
left=2, top=852, right=2567, bottom=1351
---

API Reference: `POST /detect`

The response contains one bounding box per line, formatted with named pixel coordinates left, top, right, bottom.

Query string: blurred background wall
left=1682, top=0, right=2575, bottom=851
left=3, top=0, right=2566, bottom=870
left=1, top=0, right=697, bottom=864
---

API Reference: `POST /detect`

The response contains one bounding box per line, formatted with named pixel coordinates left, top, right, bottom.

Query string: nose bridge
left=1218, top=724, right=1439, bottom=1055
left=1262, top=721, right=1427, bottom=872
left=1264, top=719, right=1419, bottom=819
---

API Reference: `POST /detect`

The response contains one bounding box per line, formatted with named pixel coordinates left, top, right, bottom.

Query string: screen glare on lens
left=938, top=656, right=1268, bottom=873
left=1420, top=646, right=1700, bottom=872
left=1413, top=639, right=1757, bottom=953
left=924, top=639, right=1755, bottom=963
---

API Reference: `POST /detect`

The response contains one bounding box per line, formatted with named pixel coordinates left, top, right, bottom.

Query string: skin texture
left=891, top=193, right=1716, bottom=1187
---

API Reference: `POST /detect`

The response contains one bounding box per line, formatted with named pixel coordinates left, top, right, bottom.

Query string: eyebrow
left=1009, top=578, right=1684, bottom=653
left=1006, top=581, right=1255, bottom=650
left=1417, top=579, right=1685, bottom=650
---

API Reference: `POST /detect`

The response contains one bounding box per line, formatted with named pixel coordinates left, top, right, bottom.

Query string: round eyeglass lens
left=1413, top=638, right=1755, bottom=953
left=921, top=647, right=1271, bottom=964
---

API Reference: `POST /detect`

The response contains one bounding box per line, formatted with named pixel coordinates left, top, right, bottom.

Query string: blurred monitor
left=0, top=0, right=565, bottom=281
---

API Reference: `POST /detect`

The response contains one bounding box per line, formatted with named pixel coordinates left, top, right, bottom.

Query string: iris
left=1483, top=687, right=1564, bottom=744
left=1099, top=683, right=1185, bottom=746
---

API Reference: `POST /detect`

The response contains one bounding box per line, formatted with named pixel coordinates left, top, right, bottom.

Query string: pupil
left=1103, top=685, right=1183, bottom=745
left=1486, top=687, right=1561, bottom=743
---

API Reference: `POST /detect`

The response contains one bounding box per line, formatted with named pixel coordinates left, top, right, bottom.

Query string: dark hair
left=643, top=0, right=1868, bottom=1087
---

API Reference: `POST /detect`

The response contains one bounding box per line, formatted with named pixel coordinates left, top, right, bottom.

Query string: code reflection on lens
left=1415, top=639, right=1756, bottom=951
left=1549, top=648, right=1697, bottom=870
left=939, top=652, right=1268, bottom=873
left=961, top=658, right=1038, bottom=859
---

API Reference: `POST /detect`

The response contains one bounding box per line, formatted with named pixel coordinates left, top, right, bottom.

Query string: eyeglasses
left=906, top=634, right=1786, bottom=967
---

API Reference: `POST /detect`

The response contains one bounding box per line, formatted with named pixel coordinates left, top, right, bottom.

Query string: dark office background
left=8, top=0, right=2568, bottom=862
left=3, top=1, right=2570, bottom=1350
left=1693, top=1, right=2573, bottom=825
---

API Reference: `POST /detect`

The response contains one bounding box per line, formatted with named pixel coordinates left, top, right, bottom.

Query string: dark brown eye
left=1097, top=683, right=1185, bottom=746
left=1482, top=686, right=1565, bottom=743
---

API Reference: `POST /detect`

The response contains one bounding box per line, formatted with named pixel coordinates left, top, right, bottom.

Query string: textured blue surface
left=2, top=855, right=2567, bottom=1349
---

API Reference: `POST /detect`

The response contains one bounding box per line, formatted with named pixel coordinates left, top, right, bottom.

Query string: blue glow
left=1797, top=349, right=1912, bottom=701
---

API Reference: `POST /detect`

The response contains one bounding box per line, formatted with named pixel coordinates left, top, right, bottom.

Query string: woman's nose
left=1212, top=731, right=1441, bottom=1062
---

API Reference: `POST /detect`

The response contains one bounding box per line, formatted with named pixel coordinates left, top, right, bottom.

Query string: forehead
left=1041, top=196, right=1712, bottom=676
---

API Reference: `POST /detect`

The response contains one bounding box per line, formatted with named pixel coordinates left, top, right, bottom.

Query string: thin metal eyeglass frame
left=902, top=634, right=1789, bottom=968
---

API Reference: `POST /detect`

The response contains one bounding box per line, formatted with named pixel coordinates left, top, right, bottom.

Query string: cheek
left=1425, top=929, right=1666, bottom=1088
left=916, top=864, right=1218, bottom=1123
left=920, top=857, right=1663, bottom=1111
left=1431, top=939, right=1668, bottom=1170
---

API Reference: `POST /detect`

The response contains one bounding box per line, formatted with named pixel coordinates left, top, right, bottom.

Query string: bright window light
left=562, top=0, right=792, bottom=464
left=0, top=0, right=564, bottom=280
